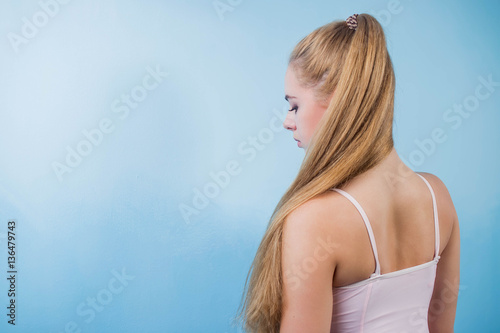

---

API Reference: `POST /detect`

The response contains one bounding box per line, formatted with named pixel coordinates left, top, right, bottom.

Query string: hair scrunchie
left=346, top=14, right=359, bottom=30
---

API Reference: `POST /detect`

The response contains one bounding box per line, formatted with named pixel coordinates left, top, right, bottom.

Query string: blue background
left=0, top=0, right=499, bottom=332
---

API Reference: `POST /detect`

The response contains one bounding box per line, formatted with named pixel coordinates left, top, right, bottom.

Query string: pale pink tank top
left=330, top=173, right=441, bottom=332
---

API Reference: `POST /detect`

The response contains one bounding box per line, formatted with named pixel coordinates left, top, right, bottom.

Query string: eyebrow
left=284, top=94, right=296, bottom=101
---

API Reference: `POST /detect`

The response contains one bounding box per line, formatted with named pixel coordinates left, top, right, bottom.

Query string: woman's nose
left=283, top=113, right=296, bottom=131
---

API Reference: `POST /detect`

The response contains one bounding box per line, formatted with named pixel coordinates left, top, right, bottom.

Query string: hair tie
left=346, top=14, right=359, bottom=31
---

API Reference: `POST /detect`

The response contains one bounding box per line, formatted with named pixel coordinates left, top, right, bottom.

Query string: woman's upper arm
left=425, top=173, right=461, bottom=333
left=280, top=200, right=340, bottom=333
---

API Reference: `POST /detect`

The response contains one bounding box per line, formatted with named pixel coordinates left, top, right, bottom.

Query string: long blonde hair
left=233, top=13, right=396, bottom=332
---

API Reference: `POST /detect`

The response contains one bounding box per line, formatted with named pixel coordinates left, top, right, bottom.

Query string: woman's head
left=235, top=13, right=396, bottom=332
left=282, top=18, right=353, bottom=150
left=283, top=13, right=394, bottom=153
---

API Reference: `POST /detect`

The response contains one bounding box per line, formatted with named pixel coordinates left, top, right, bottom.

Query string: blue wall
left=0, top=0, right=498, bottom=332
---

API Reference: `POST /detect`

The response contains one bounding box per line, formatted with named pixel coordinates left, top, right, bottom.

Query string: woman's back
left=320, top=163, right=459, bottom=332
left=330, top=173, right=440, bottom=332
left=279, top=150, right=459, bottom=332
left=328, top=172, right=447, bottom=287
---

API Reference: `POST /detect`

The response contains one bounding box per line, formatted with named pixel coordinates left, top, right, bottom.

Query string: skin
left=280, top=66, right=460, bottom=332
left=283, top=65, right=334, bottom=149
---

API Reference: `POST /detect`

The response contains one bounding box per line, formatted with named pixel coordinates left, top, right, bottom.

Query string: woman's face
left=283, top=65, right=333, bottom=150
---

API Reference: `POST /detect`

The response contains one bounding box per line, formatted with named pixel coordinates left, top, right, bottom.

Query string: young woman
left=234, top=13, right=460, bottom=333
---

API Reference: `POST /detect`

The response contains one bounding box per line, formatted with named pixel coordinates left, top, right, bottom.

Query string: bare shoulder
left=284, top=191, right=356, bottom=238
left=415, top=172, right=457, bottom=219
left=283, top=191, right=359, bottom=262
left=281, top=193, right=350, bottom=331
left=415, top=172, right=459, bottom=251
left=416, top=172, right=460, bottom=331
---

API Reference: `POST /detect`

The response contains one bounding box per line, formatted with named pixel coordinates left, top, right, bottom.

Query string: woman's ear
left=320, top=88, right=336, bottom=108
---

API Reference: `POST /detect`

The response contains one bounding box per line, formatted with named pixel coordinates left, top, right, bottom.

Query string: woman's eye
left=288, top=106, right=298, bottom=113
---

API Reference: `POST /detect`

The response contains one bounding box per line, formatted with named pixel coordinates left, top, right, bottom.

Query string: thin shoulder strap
left=416, top=173, right=441, bottom=260
left=332, top=188, right=381, bottom=276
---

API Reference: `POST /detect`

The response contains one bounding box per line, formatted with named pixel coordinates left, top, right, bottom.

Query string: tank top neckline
left=330, top=172, right=441, bottom=289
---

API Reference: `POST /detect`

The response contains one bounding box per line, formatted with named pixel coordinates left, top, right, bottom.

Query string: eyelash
left=288, top=106, right=298, bottom=113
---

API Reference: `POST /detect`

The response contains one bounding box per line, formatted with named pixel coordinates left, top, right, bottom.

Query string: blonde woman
left=234, top=13, right=460, bottom=333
